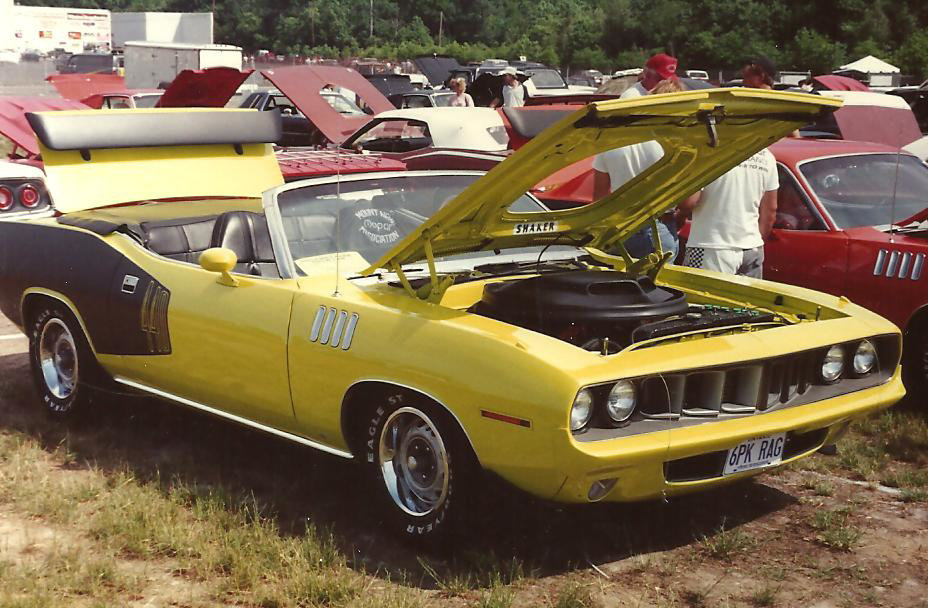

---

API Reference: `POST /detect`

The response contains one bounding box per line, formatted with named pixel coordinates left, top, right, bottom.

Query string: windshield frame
left=263, top=170, right=550, bottom=279
left=795, top=151, right=928, bottom=230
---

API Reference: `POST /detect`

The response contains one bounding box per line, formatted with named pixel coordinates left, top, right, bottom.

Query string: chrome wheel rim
left=378, top=407, right=449, bottom=517
left=38, top=318, right=78, bottom=400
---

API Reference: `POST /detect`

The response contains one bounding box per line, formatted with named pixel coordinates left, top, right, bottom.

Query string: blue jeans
left=624, top=221, right=679, bottom=259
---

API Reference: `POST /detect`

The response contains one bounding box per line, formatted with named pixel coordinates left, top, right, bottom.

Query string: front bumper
left=550, top=373, right=904, bottom=503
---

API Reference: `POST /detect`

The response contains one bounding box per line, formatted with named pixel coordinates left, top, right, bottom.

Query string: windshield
left=800, top=154, right=928, bottom=228
left=276, top=174, right=543, bottom=274
left=431, top=93, right=456, bottom=107
left=133, top=94, right=162, bottom=108
left=527, top=69, right=567, bottom=89
left=323, top=92, right=365, bottom=115
left=343, top=118, right=432, bottom=153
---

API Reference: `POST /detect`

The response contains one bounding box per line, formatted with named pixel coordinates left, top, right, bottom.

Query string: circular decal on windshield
left=351, top=208, right=401, bottom=246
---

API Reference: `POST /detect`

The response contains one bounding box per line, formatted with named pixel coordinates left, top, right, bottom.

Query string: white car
left=341, top=107, right=510, bottom=153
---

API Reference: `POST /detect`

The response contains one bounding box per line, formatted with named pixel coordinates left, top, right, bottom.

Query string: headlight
left=853, top=340, right=877, bottom=375
left=570, top=389, right=593, bottom=431
left=606, top=380, right=636, bottom=423
left=821, top=345, right=845, bottom=383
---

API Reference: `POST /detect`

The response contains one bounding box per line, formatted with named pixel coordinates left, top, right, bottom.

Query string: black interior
left=139, top=211, right=280, bottom=278
left=209, top=211, right=279, bottom=277
left=139, top=216, right=216, bottom=264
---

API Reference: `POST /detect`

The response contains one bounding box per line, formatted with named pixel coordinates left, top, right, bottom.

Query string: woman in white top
left=448, top=77, right=474, bottom=107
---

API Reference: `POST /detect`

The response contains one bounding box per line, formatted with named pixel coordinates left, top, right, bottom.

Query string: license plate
left=722, top=433, right=786, bottom=475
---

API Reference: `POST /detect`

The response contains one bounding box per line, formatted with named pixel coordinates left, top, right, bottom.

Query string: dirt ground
left=0, top=310, right=926, bottom=607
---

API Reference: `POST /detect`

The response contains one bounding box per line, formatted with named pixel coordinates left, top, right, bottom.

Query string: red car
left=765, top=137, right=928, bottom=396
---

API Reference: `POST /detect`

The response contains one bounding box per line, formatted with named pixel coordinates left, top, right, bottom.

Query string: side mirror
left=199, top=247, right=239, bottom=287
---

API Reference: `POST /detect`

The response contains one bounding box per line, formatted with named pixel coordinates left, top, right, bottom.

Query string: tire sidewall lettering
left=364, top=393, right=455, bottom=538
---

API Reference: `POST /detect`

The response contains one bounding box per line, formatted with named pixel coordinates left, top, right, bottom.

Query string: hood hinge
left=392, top=233, right=453, bottom=303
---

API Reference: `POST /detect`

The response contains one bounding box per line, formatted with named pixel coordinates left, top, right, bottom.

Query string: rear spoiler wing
left=27, top=109, right=284, bottom=214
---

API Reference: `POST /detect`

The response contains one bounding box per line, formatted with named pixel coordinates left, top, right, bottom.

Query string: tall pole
left=369, top=0, right=373, bottom=39
left=438, top=11, right=443, bottom=47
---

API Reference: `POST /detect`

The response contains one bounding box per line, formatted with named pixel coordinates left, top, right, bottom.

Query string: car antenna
left=889, top=126, right=903, bottom=245
left=333, top=145, right=342, bottom=297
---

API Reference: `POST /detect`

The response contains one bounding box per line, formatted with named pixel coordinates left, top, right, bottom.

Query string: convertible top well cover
left=29, top=108, right=284, bottom=212
left=365, top=88, right=842, bottom=273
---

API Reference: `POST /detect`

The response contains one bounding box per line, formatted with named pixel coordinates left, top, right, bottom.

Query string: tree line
left=22, top=0, right=928, bottom=79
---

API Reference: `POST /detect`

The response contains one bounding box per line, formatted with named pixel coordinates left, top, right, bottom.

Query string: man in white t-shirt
left=593, top=77, right=684, bottom=258
left=680, top=149, right=779, bottom=277
left=592, top=141, right=679, bottom=257
left=492, top=66, right=525, bottom=107
left=620, top=53, right=678, bottom=99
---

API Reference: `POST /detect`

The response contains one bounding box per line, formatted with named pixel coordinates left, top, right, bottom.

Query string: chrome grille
left=637, top=352, right=821, bottom=421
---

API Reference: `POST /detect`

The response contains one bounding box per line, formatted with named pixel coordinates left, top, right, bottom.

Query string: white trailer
left=124, top=41, right=242, bottom=88
left=112, top=13, right=213, bottom=50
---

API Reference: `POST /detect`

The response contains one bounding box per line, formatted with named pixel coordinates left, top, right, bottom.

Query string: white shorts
left=683, top=246, right=764, bottom=278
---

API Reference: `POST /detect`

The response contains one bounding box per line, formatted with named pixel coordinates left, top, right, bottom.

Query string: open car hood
left=365, top=89, right=841, bottom=274
left=413, top=56, right=462, bottom=87
left=0, top=96, right=90, bottom=157
left=46, top=73, right=128, bottom=102
left=157, top=67, right=253, bottom=108
left=261, top=66, right=394, bottom=144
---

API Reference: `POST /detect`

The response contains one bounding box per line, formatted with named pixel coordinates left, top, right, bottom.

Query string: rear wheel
left=28, top=304, right=99, bottom=417
left=363, top=393, right=474, bottom=540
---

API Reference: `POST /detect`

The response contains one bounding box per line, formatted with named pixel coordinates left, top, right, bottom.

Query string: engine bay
left=471, top=270, right=779, bottom=353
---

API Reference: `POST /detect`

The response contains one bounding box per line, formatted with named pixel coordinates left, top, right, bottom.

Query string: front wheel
left=28, top=304, right=98, bottom=417
left=364, top=396, right=473, bottom=540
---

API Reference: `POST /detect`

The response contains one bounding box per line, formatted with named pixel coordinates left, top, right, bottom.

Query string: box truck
left=124, top=40, right=241, bottom=88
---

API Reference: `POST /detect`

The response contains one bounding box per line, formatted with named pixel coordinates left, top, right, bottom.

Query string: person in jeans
left=679, top=149, right=779, bottom=277
left=592, top=78, right=684, bottom=259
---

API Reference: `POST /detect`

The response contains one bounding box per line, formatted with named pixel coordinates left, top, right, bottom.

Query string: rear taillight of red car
left=0, top=186, right=13, bottom=211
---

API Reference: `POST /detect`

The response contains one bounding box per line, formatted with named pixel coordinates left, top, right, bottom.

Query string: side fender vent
left=310, top=306, right=359, bottom=350
left=140, top=282, right=171, bottom=355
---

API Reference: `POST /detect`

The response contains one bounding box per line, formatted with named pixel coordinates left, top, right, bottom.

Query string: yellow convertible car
left=0, top=90, right=904, bottom=540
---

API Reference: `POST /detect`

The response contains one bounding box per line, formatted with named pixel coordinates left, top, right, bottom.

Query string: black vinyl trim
left=26, top=110, right=282, bottom=151
left=0, top=221, right=171, bottom=355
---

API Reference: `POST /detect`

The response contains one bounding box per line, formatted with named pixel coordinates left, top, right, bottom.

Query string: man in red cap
left=621, top=53, right=678, bottom=99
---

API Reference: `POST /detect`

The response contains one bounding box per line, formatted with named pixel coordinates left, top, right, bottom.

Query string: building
left=12, top=5, right=112, bottom=54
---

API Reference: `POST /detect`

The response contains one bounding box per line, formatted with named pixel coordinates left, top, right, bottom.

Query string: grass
left=698, top=521, right=754, bottom=560
left=749, top=583, right=779, bottom=607
left=418, top=551, right=526, bottom=596
left=801, top=478, right=835, bottom=496
left=0, top=428, right=400, bottom=607
left=830, top=411, right=928, bottom=481
left=790, top=411, right=928, bottom=504
left=551, top=581, right=597, bottom=608
left=810, top=508, right=861, bottom=551
left=900, top=487, right=928, bottom=503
